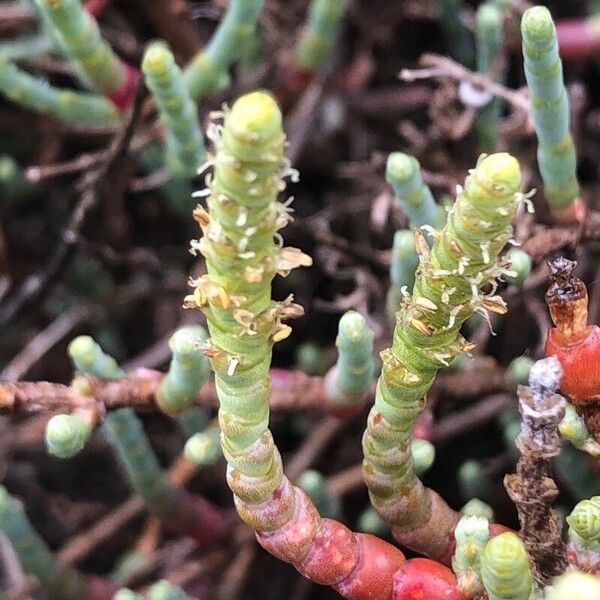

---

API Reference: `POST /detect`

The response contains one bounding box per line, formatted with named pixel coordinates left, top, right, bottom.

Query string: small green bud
left=504, top=249, right=531, bottom=286
left=357, top=506, right=387, bottom=536
left=458, top=459, right=485, bottom=500
left=411, top=438, right=435, bottom=475
left=298, top=469, right=341, bottom=518
left=507, top=355, right=533, bottom=387
left=184, top=429, right=221, bottom=466
left=45, top=414, right=92, bottom=459
left=296, top=342, right=328, bottom=376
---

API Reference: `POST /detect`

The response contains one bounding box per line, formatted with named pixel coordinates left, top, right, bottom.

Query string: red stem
left=556, top=19, right=600, bottom=61
left=106, top=63, right=140, bottom=111
left=250, top=479, right=464, bottom=600
left=84, top=0, right=111, bottom=17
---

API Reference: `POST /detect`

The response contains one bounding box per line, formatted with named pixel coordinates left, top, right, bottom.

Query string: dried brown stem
left=504, top=361, right=568, bottom=585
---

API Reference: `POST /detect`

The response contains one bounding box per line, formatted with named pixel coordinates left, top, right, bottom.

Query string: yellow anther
left=481, top=295, right=507, bottom=315
left=411, top=318, right=433, bottom=336
left=272, top=324, right=292, bottom=342
left=193, top=206, right=210, bottom=228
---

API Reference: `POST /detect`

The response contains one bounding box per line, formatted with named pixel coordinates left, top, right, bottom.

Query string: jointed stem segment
left=363, top=153, right=521, bottom=555
left=522, top=6, right=580, bottom=213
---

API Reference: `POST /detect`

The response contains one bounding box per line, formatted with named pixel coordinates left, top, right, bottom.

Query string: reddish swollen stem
left=393, top=558, right=464, bottom=600
left=84, top=0, right=111, bottom=17
left=545, top=325, right=600, bottom=403
left=556, top=19, right=600, bottom=61
left=106, top=63, right=140, bottom=111
left=252, top=479, right=463, bottom=600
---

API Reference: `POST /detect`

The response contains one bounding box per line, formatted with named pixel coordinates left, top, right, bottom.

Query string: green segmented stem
left=475, top=2, right=504, bottom=152
left=386, top=153, right=444, bottom=229
left=295, top=0, right=346, bottom=72
left=362, top=153, right=521, bottom=533
left=68, top=335, right=125, bottom=379
left=68, top=336, right=175, bottom=517
left=546, top=572, right=600, bottom=600
left=298, top=470, right=341, bottom=518
left=522, top=6, right=579, bottom=210
left=0, top=486, right=88, bottom=600
left=188, top=90, right=311, bottom=516
left=148, top=579, right=194, bottom=600
left=104, top=408, right=176, bottom=518
left=480, top=532, right=534, bottom=600
left=386, top=230, right=419, bottom=322
left=323, top=310, right=374, bottom=407
left=34, top=0, right=127, bottom=95
left=0, top=54, right=120, bottom=125
left=156, top=325, right=210, bottom=415
left=45, top=413, right=92, bottom=458
left=0, top=33, right=53, bottom=61
left=452, top=515, right=490, bottom=598
left=434, top=0, right=474, bottom=67
left=142, top=42, right=205, bottom=178
left=183, top=0, right=265, bottom=99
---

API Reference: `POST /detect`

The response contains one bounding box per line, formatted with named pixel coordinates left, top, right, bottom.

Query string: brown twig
left=401, top=53, right=531, bottom=113
left=0, top=81, right=147, bottom=329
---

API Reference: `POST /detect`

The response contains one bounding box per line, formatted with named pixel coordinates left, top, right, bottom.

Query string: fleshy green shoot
left=522, top=6, right=580, bottom=213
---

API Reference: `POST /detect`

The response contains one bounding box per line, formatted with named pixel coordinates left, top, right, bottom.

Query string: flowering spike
left=363, top=153, right=521, bottom=555
left=522, top=6, right=580, bottom=214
